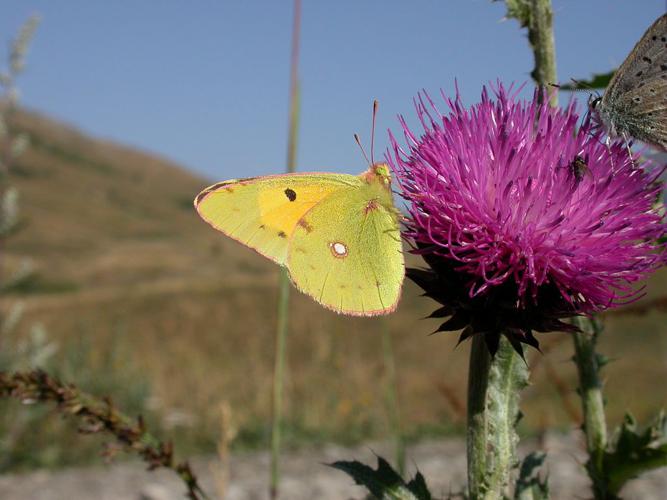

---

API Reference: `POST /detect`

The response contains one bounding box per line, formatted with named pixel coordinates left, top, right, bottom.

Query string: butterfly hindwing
left=286, top=185, right=404, bottom=316
left=195, top=173, right=357, bottom=265
left=613, top=78, right=667, bottom=149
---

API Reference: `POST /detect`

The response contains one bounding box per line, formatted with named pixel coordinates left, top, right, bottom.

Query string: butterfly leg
left=604, top=135, right=615, bottom=168
left=621, top=132, right=636, bottom=167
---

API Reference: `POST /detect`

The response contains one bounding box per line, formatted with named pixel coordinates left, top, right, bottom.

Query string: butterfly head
left=587, top=92, right=616, bottom=136
left=588, top=94, right=601, bottom=112
left=373, top=162, right=391, bottom=182
left=588, top=94, right=602, bottom=126
left=363, top=162, right=392, bottom=188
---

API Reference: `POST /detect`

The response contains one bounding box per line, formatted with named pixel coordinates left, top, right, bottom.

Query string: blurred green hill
left=1, top=109, right=666, bottom=469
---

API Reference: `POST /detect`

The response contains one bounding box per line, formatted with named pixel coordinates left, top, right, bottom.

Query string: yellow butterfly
left=194, top=162, right=404, bottom=316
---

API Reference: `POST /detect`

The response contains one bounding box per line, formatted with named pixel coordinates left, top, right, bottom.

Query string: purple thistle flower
left=389, top=84, right=666, bottom=354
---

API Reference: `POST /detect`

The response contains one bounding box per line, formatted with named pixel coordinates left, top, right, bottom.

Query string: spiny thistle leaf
left=499, top=0, right=531, bottom=27
left=558, top=71, right=615, bottom=90
left=329, top=456, right=432, bottom=500
left=514, top=452, right=549, bottom=500
left=595, top=352, right=610, bottom=369
left=604, top=412, right=667, bottom=495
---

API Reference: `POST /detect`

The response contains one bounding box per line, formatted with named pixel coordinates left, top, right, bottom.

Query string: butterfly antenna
left=370, top=99, right=378, bottom=165
left=354, top=133, right=371, bottom=166
left=572, top=78, right=593, bottom=91
left=551, top=78, right=595, bottom=94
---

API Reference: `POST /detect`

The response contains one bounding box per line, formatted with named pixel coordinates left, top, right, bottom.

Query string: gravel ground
left=0, top=433, right=665, bottom=499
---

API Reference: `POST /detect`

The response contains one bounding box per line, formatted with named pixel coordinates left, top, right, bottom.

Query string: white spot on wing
left=329, top=241, right=348, bottom=258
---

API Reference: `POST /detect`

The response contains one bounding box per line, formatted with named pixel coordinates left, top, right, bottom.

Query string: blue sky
left=1, top=1, right=665, bottom=181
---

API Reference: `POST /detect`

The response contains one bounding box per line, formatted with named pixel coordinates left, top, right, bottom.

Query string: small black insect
left=568, top=155, right=591, bottom=183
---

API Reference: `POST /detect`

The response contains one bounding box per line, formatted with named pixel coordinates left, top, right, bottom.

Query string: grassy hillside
left=1, top=109, right=666, bottom=469
left=6, top=110, right=271, bottom=293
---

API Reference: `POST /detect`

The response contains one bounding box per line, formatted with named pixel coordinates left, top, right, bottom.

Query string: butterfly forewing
left=605, top=14, right=667, bottom=100
left=195, top=174, right=357, bottom=265
left=599, top=14, right=667, bottom=150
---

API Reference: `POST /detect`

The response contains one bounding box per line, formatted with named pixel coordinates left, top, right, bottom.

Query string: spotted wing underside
left=605, top=14, right=667, bottom=100
left=599, top=15, right=667, bottom=149
left=612, top=79, right=667, bottom=149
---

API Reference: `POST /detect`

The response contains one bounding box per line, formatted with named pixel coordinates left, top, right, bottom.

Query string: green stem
left=467, top=335, right=528, bottom=499
left=572, top=316, right=609, bottom=499
left=528, top=0, right=558, bottom=105
left=270, top=1, right=301, bottom=498
left=270, top=270, right=291, bottom=499
left=381, top=323, right=405, bottom=474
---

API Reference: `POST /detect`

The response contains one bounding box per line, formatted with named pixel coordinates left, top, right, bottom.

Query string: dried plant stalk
left=0, top=369, right=210, bottom=500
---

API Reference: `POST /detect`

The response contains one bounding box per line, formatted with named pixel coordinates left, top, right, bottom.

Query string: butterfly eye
left=589, top=97, right=601, bottom=110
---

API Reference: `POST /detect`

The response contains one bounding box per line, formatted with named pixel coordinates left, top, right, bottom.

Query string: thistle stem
left=572, top=316, right=609, bottom=499
left=528, top=0, right=558, bottom=105
left=467, top=335, right=528, bottom=499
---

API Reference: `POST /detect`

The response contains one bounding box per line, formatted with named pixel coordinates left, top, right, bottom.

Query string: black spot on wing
left=278, top=231, right=287, bottom=238
left=284, top=188, right=297, bottom=201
